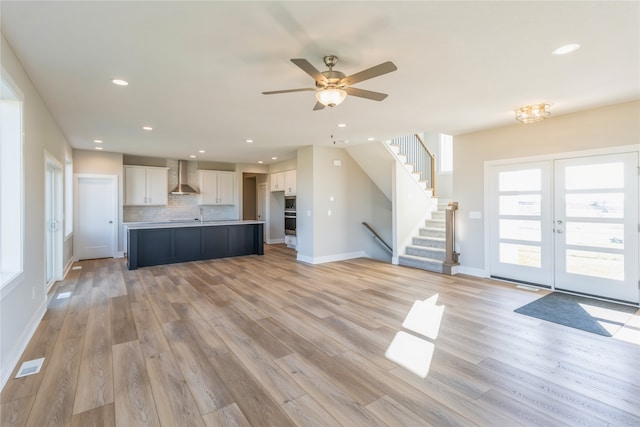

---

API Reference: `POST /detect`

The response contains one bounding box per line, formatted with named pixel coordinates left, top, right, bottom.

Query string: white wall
left=0, top=35, right=72, bottom=388
left=453, top=100, right=640, bottom=275
left=297, top=145, right=392, bottom=263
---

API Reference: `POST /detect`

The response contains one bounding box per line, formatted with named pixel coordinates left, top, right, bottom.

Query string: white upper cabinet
left=124, top=165, right=168, bottom=206
left=284, top=170, right=296, bottom=196
left=270, top=172, right=284, bottom=192
left=196, top=170, right=235, bottom=205
left=271, top=170, right=296, bottom=195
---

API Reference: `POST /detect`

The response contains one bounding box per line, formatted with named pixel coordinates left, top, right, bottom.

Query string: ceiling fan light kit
left=263, top=55, right=397, bottom=110
left=515, top=103, right=550, bottom=123
left=316, top=88, right=347, bottom=107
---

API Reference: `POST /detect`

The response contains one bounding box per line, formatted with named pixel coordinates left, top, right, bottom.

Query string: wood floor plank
left=281, top=394, right=342, bottom=427
left=24, top=336, right=83, bottom=427
left=275, top=353, right=387, bottom=427
left=3, top=245, right=639, bottom=426
left=109, top=294, right=138, bottom=345
left=212, top=311, right=304, bottom=405
left=208, top=351, right=297, bottom=427
left=130, top=299, right=171, bottom=358
left=70, top=403, right=115, bottom=427
left=73, top=284, right=113, bottom=415
left=366, top=395, right=435, bottom=427
left=0, top=395, right=33, bottom=427
left=145, top=351, right=204, bottom=427
left=162, top=320, right=233, bottom=415
left=201, top=403, right=251, bottom=427
left=112, top=341, right=160, bottom=427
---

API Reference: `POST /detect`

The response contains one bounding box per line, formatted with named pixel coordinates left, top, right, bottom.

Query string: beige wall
left=453, top=100, right=640, bottom=274
left=73, top=149, right=125, bottom=252
left=1, top=35, right=73, bottom=387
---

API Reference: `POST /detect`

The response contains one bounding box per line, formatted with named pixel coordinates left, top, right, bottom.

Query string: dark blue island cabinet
left=126, top=221, right=264, bottom=270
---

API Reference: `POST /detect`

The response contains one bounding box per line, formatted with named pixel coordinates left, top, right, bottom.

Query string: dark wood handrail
left=362, top=222, right=392, bottom=253
left=414, top=134, right=436, bottom=196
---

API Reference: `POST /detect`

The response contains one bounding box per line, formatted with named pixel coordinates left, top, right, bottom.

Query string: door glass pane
left=566, top=249, right=624, bottom=280
left=500, top=243, right=541, bottom=267
left=499, top=195, right=541, bottom=216
left=566, top=222, right=624, bottom=250
left=565, top=162, right=623, bottom=190
left=499, top=219, right=541, bottom=242
left=499, top=169, right=541, bottom=191
left=565, top=193, right=624, bottom=218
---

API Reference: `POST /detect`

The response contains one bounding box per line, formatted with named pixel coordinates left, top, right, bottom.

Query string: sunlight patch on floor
left=385, top=293, right=445, bottom=377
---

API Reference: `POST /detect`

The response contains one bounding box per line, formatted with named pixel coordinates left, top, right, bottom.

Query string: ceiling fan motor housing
left=316, top=70, right=346, bottom=89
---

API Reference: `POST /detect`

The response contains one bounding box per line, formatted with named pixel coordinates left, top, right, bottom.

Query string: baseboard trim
left=267, top=238, right=285, bottom=244
left=297, top=251, right=368, bottom=265
left=0, top=298, right=47, bottom=391
left=457, top=266, right=488, bottom=278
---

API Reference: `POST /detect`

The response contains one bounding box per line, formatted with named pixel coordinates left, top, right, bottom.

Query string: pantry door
left=553, top=153, right=638, bottom=303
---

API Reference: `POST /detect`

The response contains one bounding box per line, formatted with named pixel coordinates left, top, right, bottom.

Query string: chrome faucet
left=199, top=207, right=204, bottom=224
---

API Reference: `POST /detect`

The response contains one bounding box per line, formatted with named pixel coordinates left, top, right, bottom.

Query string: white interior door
left=554, top=153, right=638, bottom=302
left=488, top=151, right=639, bottom=303
left=75, top=175, right=116, bottom=260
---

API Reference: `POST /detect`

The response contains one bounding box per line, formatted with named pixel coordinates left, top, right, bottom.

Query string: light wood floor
left=1, top=244, right=639, bottom=426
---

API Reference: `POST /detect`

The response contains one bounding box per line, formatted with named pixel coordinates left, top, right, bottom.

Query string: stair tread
left=399, top=254, right=444, bottom=264
left=407, top=245, right=445, bottom=251
left=415, top=236, right=445, bottom=241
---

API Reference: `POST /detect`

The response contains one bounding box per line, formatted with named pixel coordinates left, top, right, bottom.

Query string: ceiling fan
left=262, top=55, right=397, bottom=110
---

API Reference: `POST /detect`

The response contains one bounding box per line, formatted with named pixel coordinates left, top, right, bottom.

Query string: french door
left=489, top=152, right=639, bottom=303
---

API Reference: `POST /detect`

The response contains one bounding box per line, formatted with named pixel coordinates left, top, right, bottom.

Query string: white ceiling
left=2, top=1, right=638, bottom=164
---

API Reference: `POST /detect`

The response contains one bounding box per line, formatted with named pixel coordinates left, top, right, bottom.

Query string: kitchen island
left=125, top=220, right=264, bottom=270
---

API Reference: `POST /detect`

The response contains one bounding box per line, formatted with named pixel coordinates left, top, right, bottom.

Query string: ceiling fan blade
left=342, top=61, right=397, bottom=86
left=291, top=58, right=328, bottom=83
left=344, top=87, right=388, bottom=101
left=262, top=88, right=316, bottom=95
left=313, top=101, right=325, bottom=111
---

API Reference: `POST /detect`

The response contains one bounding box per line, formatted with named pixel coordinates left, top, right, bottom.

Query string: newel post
left=443, top=201, right=460, bottom=275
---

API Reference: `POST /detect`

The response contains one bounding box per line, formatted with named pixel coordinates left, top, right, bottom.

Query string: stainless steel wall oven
left=284, top=196, right=296, bottom=235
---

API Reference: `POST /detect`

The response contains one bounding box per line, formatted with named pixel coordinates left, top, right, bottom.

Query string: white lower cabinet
left=196, top=170, right=235, bottom=205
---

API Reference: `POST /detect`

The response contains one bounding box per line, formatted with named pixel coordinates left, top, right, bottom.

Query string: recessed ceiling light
left=199, top=150, right=205, bottom=153
left=271, top=157, right=277, bottom=160
left=338, top=123, right=347, bottom=128
left=552, top=43, right=580, bottom=55
left=95, top=146, right=103, bottom=150
left=142, top=126, right=153, bottom=131
left=258, top=161, right=263, bottom=164
left=246, top=139, right=254, bottom=143
left=93, top=139, right=103, bottom=143
left=189, top=155, right=196, bottom=158
left=367, top=137, right=375, bottom=141
left=112, top=79, right=128, bottom=86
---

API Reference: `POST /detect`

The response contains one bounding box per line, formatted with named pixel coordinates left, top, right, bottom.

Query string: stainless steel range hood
left=171, top=160, right=199, bottom=194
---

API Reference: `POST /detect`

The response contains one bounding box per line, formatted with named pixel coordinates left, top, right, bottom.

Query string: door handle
left=556, top=229, right=563, bottom=234
left=109, top=221, right=113, bottom=224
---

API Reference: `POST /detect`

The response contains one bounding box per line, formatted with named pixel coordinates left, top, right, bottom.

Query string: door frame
left=74, top=174, right=118, bottom=261
left=484, top=144, right=639, bottom=302
left=44, top=151, right=64, bottom=291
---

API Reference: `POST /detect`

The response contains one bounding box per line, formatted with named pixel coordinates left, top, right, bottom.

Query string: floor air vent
left=15, top=358, right=44, bottom=378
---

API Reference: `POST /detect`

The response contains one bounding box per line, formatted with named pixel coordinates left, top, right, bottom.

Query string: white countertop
left=124, top=220, right=265, bottom=230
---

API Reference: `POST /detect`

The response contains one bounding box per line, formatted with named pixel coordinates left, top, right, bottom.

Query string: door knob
left=556, top=229, right=563, bottom=234
left=109, top=221, right=113, bottom=224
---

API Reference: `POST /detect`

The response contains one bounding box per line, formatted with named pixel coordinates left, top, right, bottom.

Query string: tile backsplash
left=123, top=159, right=239, bottom=223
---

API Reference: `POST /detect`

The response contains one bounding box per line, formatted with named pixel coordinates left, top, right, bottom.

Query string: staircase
left=398, top=204, right=447, bottom=273
left=387, top=138, right=457, bottom=274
